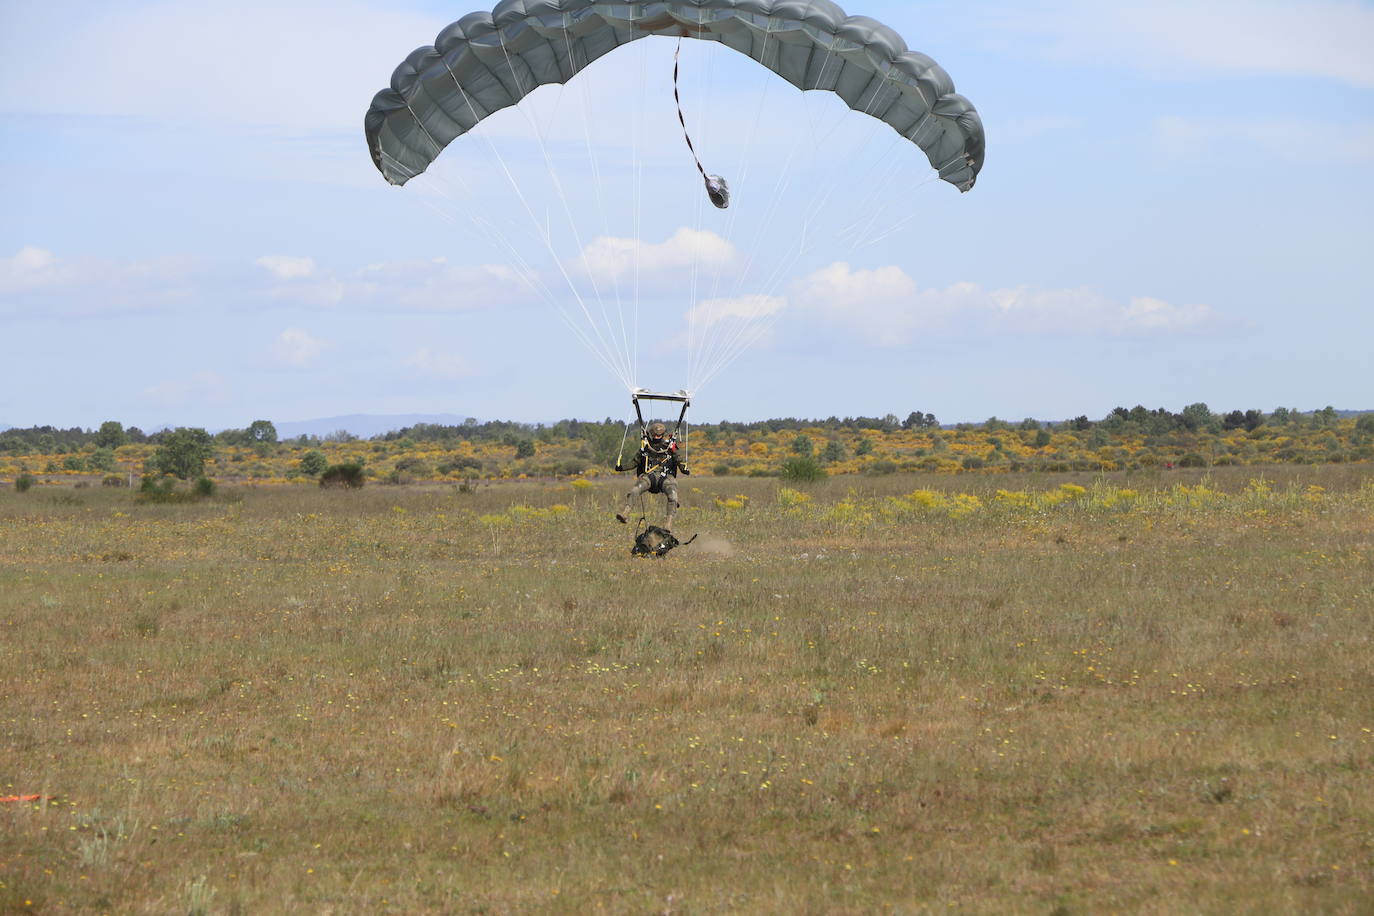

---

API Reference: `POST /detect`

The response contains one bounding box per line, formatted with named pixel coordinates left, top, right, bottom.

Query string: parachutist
left=705, top=174, right=730, bottom=209
left=617, top=421, right=686, bottom=532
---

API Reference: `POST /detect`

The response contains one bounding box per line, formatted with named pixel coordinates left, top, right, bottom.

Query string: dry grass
left=2, top=465, right=1372, bottom=913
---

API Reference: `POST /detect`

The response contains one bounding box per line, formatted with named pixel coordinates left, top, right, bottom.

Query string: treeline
left=3, top=404, right=1370, bottom=455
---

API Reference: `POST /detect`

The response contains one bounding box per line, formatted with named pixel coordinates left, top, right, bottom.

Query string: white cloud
left=256, top=255, right=317, bottom=281
left=687, top=294, right=787, bottom=328
left=790, top=262, right=920, bottom=346
left=0, top=247, right=65, bottom=294
left=357, top=259, right=534, bottom=311
left=790, top=262, right=1217, bottom=343
left=0, top=247, right=198, bottom=314
left=1153, top=116, right=1374, bottom=163
left=981, top=0, right=1374, bottom=87
left=273, top=328, right=327, bottom=367
left=575, top=228, right=739, bottom=288
left=404, top=347, right=472, bottom=380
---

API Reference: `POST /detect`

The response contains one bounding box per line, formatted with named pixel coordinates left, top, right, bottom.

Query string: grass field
left=3, top=465, right=1372, bottom=913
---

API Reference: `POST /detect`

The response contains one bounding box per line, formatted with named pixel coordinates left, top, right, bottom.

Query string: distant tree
left=1033, top=428, right=1052, bottom=448
left=1313, top=406, right=1338, bottom=427
left=820, top=439, right=846, bottom=463
left=299, top=450, right=328, bottom=477
left=151, top=427, right=214, bottom=479
left=245, top=420, right=278, bottom=443
left=1269, top=407, right=1292, bottom=425
left=93, top=420, right=127, bottom=449
left=789, top=433, right=814, bottom=456
left=89, top=447, right=116, bottom=472
left=903, top=411, right=937, bottom=429
left=1071, top=416, right=1092, bottom=431
left=514, top=439, right=536, bottom=459
left=1355, top=414, right=1374, bottom=434
left=1180, top=402, right=1214, bottom=432
left=854, top=437, right=875, bottom=456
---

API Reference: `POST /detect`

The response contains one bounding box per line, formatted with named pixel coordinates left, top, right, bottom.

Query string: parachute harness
left=674, top=40, right=730, bottom=209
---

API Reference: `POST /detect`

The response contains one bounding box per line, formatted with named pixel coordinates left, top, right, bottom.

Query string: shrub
left=711, top=463, right=730, bottom=476
left=15, top=473, right=35, bottom=492
left=320, top=462, right=365, bottom=489
left=1178, top=453, right=1208, bottom=468
left=103, top=474, right=127, bottom=487
left=438, top=456, right=483, bottom=475
left=299, top=450, right=328, bottom=477
left=152, top=427, right=214, bottom=479
left=779, top=456, right=824, bottom=482
left=137, top=475, right=213, bottom=503
left=863, top=459, right=898, bottom=475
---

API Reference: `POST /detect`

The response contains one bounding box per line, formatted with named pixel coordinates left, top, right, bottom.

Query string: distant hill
left=276, top=413, right=473, bottom=440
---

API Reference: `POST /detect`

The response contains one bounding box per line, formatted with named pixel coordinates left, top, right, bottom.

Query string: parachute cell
left=365, top=0, right=985, bottom=192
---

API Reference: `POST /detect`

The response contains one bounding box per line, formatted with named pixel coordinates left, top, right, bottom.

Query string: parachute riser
left=631, top=388, right=691, bottom=449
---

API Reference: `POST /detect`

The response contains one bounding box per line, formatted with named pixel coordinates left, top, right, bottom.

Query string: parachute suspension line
left=377, top=151, right=632, bottom=387
left=563, top=24, right=635, bottom=388
left=495, top=31, right=633, bottom=388
left=850, top=173, right=943, bottom=250
left=691, top=18, right=780, bottom=393
left=684, top=28, right=710, bottom=395
left=694, top=63, right=904, bottom=392
left=691, top=20, right=805, bottom=392
left=632, top=32, right=647, bottom=389
left=441, top=58, right=634, bottom=390
left=695, top=81, right=912, bottom=394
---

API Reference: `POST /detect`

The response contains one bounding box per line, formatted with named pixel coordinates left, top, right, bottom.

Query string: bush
left=15, top=473, right=35, bottom=492
left=863, top=459, right=898, bottom=475
left=779, top=456, right=824, bottom=482
left=103, top=474, right=127, bottom=487
left=711, top=463, right=731, bottom=476
left=320, top=462, right=365, bottom=489
left=299, top=450, right=328, bottom=477
left=438, top=456, right=483, bottom=475
left=137, top=475, right=214, bottom=503
left=1178, top=453, right=1209, bottom=468
left=152, top=427, right=214, bottom=479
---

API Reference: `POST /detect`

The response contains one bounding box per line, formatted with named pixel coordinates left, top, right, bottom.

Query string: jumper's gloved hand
left=614, top=463, right=624, bottom=472
left=679, top=464, right=690, bottom=475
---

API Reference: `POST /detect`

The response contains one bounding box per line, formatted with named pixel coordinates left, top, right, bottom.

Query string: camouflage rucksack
left=631, top=526, right=690, bottom=558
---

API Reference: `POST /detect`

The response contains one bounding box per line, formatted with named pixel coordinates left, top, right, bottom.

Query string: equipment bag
left=632, top=526, right=693, bottom=558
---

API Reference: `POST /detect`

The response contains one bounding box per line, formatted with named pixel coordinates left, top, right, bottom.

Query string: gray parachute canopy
left=365, top=0, right=984, bottom=192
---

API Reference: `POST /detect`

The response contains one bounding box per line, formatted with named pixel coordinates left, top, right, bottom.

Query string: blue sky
left=2, top=0, right=1371, bottom=430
